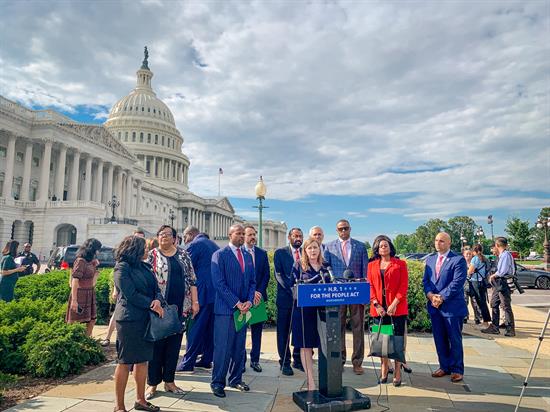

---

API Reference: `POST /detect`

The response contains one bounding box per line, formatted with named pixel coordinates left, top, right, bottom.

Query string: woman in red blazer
left=367, top=235, right=409, bottom=387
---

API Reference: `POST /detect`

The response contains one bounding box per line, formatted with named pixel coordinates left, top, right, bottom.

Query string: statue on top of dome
left=141, top=46, right=149, bottom=70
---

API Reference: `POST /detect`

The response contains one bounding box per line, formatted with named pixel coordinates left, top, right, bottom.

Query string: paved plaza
left=5, top=304, right=550, bottom=412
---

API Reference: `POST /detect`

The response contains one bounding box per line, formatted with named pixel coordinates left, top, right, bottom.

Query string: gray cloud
left=1, top=1, right=548, bottom=219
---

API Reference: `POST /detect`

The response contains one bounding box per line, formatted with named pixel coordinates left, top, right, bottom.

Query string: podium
left=292, top=282, right=371, bottom=411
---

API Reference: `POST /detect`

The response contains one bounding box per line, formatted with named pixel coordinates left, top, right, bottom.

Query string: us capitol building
left=0, top=50, right=287, bottom=259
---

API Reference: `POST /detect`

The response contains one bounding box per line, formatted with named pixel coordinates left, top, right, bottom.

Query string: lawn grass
left=517, top=260, right=544, bottom=266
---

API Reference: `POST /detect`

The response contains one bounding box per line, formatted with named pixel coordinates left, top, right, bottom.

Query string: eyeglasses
left=337, top=227, right=350, bottom=232
left=158, top=232, right=173, bottom=238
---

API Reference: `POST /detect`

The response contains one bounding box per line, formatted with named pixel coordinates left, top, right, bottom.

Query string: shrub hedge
left=14, top=269, right=114, bottom=325
left=0, top=298, right=105, bottom=378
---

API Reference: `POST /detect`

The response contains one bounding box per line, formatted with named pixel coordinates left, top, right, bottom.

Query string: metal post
left=258, top=197, right=263, bottom=248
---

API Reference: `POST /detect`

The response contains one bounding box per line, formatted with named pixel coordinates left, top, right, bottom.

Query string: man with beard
left=210, top=224, right=256, bottom=397
left=274, top=228, right=304, bottom=376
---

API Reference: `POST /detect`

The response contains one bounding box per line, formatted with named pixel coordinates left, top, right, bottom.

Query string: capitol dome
left=105, top=48, right=190, bottom=190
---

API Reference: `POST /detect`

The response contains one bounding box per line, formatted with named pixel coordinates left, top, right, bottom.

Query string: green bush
left=23, top=321, right=104, bottom=378
left=405, top=260, right=431, bottom=332
left=13, top=269, right=114, bottom=325
left=0, top=298, right=104, bottom=378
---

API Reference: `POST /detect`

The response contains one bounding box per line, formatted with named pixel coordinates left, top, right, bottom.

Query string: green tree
left=447, top=216, right=477, bottom=251
left=533, top=207, right=550, bottom=254
left=394, top=234, right=417, bottom=254
left=505, top=217, right=533, bottom=258
left=414, top=219, right=448, bottom=252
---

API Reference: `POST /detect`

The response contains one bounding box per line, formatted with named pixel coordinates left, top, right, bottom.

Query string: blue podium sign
left=296, top=282, right=370, bottom=307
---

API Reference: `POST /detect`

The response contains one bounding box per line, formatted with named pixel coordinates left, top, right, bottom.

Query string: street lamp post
left=253, top=176, right=268, bottom=248
left=536, top=217, right=550, bottom=271
left=169, top=208, right=176, bottom=228
left=107, top=195, right=120, bottom=223
left=476, top=226, right=485, bottom=244
left=487, top=215, right=494, bottom=241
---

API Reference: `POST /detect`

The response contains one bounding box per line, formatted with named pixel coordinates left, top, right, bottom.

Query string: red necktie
left=294, top=249, right=300, bottom=263
left=435, top=255, right=444, bottom=279
left=236, top=248, right=245, bottom=272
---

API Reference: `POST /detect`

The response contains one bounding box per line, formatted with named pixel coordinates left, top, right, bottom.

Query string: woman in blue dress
left=291, top=237, right=327, bottom=391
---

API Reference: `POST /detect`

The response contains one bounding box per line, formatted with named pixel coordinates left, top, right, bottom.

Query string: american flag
left=219, top=167, right=223, bottom=175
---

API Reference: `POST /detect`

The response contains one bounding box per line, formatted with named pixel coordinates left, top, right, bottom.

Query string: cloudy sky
left=1, top=0, right=548, bottom=242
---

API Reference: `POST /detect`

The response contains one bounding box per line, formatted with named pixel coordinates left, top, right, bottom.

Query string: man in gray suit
left=323, top=219, right=369, bottom=375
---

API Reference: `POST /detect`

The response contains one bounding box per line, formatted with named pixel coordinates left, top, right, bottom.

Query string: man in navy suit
left=324, top=219, right=369, bottom=375
left=423, top=232, right=468, bottom=383
left=274, top=228, right=304, bottom=376
left=242, top=225, right=270, bottom=373
left=210, top=224, right=256, bottom=397
left=177, top=226, right=219, bottom=372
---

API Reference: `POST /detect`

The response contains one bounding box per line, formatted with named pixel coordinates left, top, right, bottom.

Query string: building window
left=148, top=108, right=150, bottom=112
left=142, top=107, right=145, bottom=112
left=32, top=157, right=40, bottom=167
left=0, top=147, right=6, bottom=157
left=161, top=136, right=165, bottom=146
left=146, top=160, right=150, bottom=173
left=153, top=109, right=156, bottom=114
left=132, top=132, right=136, bottom=142
left=140, top=132, right=144, bottom=143
left=118, top=131, right=121, bottom=140
left=155, top=134, right=158, bottom=144
left=129, top=106, right=132, bottom=111
left=147, top=133, right=151, bottom=143
left=124, top=132, right=128, bottom=141
left=16, top=152, right=24, bottom=162
left=50, top=162, right=54, bottom=171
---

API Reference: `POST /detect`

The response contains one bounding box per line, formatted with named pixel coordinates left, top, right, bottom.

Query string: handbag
left=368, top=318, right=406, bottom=363
left=144, top=301, right=184, bottom=342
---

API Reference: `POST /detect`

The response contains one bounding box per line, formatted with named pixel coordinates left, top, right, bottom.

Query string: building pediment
left=57, top=123, right=136, bottom=161
left=214, top=197, right=234, bottom=214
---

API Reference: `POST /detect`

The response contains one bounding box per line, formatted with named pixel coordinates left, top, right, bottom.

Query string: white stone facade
left=0, top=53, right=286, bottom=258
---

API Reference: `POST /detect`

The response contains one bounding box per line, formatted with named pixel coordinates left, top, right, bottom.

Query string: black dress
left=291, top=264, right=321, bottom=348
left=374, top=269, right=407, bottom=337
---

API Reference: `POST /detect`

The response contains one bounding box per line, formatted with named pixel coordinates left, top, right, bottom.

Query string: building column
left=125, top=172, right=132, bottom=217
left=83, top=156, right=93, bottom=201
left=94, top=159, right=104, bottom=202
left=136, top=179, right=142, bottom=216
left=68, top=150, right=80, bottom=201
left=187, top=208, right=192, bottom=228
left=2, top=134, right=17, bottom=199
left=20, top=141, right=33, bottom=201
left=153, top=157, right=158, bottom=177
left=116, top=169, right=124, bottom=217
left=105, top=163, right=114, bottom=203
left=54, top=144, right=67, bottom=200
left=38, top=139, right=53, bottom=202
left=208, top=213, right=214, bottom=236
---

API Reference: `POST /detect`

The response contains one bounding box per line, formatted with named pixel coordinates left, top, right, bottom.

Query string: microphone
left=343, top=269, right=355, bottom=282
left=323, top=263, right=335, bottom=283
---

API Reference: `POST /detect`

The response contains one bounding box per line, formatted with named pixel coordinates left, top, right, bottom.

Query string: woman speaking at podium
left=367, top=235, right=409, bottom=387
left=291, top=238, right=326, bottom=391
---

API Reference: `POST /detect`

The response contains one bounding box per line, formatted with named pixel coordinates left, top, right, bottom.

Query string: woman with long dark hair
left=113, top=235, right=163, bottom=412
left=467, top=244, right=491, bottom=327
left=1, top=240, right=28, bottom=301
left=145, top=225, right=199, bottom=399
left=367, top=235, right=409, bottom=387
left=66, top=238, right=102, bottom=336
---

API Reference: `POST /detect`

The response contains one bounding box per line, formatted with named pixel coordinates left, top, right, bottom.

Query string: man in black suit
left=242, top=225, right=271, bottom=373
left=274, top=227, right=304, bottom=376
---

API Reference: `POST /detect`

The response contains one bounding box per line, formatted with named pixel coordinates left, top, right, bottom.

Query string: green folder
left=233, top=298, right=268, bottom=331
left=371, top=324, right=394, bottom=336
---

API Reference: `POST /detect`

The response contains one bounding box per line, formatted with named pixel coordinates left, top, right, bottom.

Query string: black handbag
left=144, top=302, right=184, bottom=342
left=368, top=318, right=406, bottom=363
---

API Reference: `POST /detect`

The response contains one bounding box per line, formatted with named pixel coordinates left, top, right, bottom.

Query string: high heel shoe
left=402, top=364, right=412, bottom=374
left=392, top=378, right=402, bottom=387
left=378, top=375, right=388, bottom=384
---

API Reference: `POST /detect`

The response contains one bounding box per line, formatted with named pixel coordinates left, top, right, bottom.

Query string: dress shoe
left=505, top=328, right=516, bottom=337
left=230, top=382, right=250, bottom=392
left=402, top=364, right=413, bottom=374
left=475, top=319, right=481, bottom=325
left=499, top=323, right=506, bottom=329
left=195, top=362, right=212, bottom=369
left=281, top=365, right=294, bottom=376
left=450, top=373, right=463, bottom=383
left=353, top=365, right=364, bottom=375
left=242, top=366, right=246, bottom=374
left=481, top=324, right=500, bottom=335
left=250, top=362, right=262, bottom=372
left=292, top=362, right=305, bottom=372
left=431, top=368, right=449, bottom=378
left=211, top=386, right=226, bottom=398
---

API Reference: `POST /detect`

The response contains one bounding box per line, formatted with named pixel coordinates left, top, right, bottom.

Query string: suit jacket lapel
left=334, top=240, right=344, bottom=264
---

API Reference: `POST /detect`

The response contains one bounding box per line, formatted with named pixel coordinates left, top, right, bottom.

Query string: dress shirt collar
left=437, top=250, right=450, bottom=259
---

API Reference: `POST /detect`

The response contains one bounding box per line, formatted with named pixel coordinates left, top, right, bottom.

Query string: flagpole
left=218, top=173, right=221, bottom=196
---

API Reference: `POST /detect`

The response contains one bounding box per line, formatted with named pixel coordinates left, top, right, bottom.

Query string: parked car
left=405, top=253, right=429, bottom=261
left=515, top=264, right=550, bottom=290
left=45, top=245, right=115, bottom=271
left=524, top=254, right=543, bottom=261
